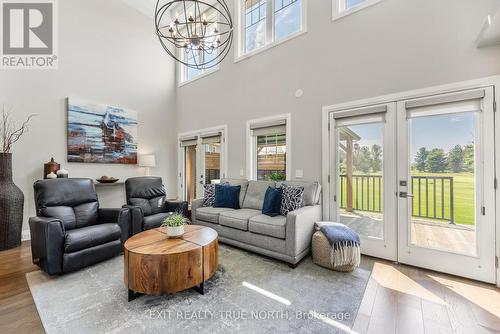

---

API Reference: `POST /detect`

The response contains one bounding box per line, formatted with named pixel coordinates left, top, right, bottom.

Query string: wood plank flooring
left=0, top=241, right=43, bottom=334
left=1, top=242, right=499, bottom=334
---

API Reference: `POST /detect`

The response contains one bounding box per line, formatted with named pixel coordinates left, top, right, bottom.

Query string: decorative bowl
left=96, top=178, right=119, bottom=184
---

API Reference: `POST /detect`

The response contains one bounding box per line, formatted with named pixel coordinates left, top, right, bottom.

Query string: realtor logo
left=1, top=0, right=58, bottom=69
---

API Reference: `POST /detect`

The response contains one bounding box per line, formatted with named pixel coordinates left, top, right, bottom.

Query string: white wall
left=176, top=0, right=500, bottom=182
left=0, top=0, right=177, bottom=237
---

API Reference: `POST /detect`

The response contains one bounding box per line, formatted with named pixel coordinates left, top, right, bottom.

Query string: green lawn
left=339, top=172, right=475, bottom=226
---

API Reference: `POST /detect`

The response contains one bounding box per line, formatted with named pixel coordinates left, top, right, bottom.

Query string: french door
left=397, top=88, right=496, bottom=283
left=329, top=103, right=398, bottom=260
left=330, top=87, right=497, bottom=283
left=180, top=131, right=225, bottom=205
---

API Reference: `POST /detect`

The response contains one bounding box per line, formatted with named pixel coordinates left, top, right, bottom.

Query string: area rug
left=26, top=245, right=371, bottom=334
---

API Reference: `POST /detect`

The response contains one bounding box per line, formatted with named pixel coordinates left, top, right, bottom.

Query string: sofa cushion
left=278, top=181, right=321, bottom=206
left=143, top=212, right=173, bottom=230
left=280, top=185, right=305, bottom=215
left=221, top=178, right=249, bottom=208
left=203, top=184, right=216, bottom=207
left=196, top=207, right=235, bottom=223
left=214, top=184, right=241, bottom=209
left=219, top=209, right=261, bottom=231
left=262, top=186, right=283, bottom=217
left=242, top=181, right=276, bottom=210
left=249, top=214, right=287, bottom=239
left=64, top=223, right=121, bottom=253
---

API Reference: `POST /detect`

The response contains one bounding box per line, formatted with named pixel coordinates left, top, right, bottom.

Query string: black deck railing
left=340, top=175, right=383, bottom=213
left=339, top=175, right=454, bottom=223
left=411, top=176, right=454, bottom=224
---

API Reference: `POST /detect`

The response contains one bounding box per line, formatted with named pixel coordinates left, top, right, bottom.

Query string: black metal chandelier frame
left=155, top=0, right=233, bottom=70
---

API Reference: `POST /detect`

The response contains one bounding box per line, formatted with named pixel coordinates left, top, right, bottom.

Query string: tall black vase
left=0, top=153, right=24, bottom=250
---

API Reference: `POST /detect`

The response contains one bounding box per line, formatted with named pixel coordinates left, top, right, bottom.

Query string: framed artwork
left=67, top=98, right=138, bottom=164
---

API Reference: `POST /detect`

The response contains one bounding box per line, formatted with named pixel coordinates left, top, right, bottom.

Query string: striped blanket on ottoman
left=312, top=222, right=361, bottom=272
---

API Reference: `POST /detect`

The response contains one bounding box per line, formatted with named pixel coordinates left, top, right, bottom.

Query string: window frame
left=235, top=0, right=308, bottom=62
left=332, top=0, right=381, bottom=21
left=246, top=113, right=292, bottom=181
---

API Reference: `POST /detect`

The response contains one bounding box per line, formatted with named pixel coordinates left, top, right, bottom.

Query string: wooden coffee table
left=124, top=225, right=218, bottom=301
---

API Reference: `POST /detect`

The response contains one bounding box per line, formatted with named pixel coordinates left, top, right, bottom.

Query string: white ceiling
left=121, top=0, right=157, bottom=18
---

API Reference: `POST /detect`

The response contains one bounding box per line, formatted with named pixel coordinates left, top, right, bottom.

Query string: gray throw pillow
left=280, top=185, right=305, bottom=215
left=203, top=184, right=216, bottom=207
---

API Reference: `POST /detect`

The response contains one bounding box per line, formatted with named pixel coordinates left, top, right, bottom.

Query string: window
left=241, top=0, right=305, bottom=56
left=247, top=115, right=290, bottom=181
left=256, top=133, right=286, bottom=181
left=179, top=6, right=219, bottom=84
left=332, top=0, right=381, bottom=20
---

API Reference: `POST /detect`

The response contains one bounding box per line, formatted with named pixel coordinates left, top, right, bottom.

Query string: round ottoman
left=312, top=223, right=360, bottom=272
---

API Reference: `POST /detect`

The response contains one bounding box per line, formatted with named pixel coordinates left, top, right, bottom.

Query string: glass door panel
left=202, top=141, right=222, bottom=185
left=337, top=121, right=384, bottom=239
left=409, top=112, right=477, bottom=255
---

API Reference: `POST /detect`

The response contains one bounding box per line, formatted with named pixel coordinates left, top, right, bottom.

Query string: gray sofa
left=191, top=179, right=322, bottom=267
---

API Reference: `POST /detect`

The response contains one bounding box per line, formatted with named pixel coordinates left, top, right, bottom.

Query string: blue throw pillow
left=262, top=186, right=283, bottom=217
left=214, top=184, right=241, bottom=209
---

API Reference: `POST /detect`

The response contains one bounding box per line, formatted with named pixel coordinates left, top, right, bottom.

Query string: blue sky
left=344, top=113, right=476, bottom=162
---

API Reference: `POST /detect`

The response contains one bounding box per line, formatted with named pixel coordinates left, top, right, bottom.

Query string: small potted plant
left=161, top=213, right=188, bottom=238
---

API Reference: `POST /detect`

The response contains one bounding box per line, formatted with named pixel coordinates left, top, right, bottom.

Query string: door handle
left=399, top=192, right=414, bottom=198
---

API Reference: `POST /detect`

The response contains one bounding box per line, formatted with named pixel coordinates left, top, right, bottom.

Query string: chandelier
left=155, top=0, right=233, bottom=70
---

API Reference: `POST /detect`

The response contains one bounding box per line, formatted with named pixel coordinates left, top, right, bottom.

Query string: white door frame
left=322, top=75, right=500, bottom=284
left=328, top=103, right=398, bottom=261
left=178, top=124, right=228, bottom=201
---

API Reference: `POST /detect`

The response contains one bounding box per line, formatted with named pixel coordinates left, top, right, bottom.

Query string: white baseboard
left=22, top=230, right=31, bottom=241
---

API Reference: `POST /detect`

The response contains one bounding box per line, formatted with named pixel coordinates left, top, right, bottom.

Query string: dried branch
left=0, top=105, right=38, bottom=153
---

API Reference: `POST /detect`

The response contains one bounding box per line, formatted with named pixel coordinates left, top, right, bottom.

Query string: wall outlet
left=295, top=169, right=304, bottom=179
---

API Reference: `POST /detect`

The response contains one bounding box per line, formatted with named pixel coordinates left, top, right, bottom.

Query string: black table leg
left=193, top=282, right=204, bottom=295
left=128, top=289, right=142, bottom=302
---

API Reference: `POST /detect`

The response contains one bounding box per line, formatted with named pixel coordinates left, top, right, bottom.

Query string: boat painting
left=67, top=98, right=138, bottom=164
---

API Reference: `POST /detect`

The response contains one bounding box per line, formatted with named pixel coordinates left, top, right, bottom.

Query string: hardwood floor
left=353, top=257, right=500, bottom=334
left=0, top=241, right=43, bottom=334
left=1, top=241, right=499, bottom=334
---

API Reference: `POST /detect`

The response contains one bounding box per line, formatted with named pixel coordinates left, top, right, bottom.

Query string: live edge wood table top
left=124, top=225, right=218, bottom=301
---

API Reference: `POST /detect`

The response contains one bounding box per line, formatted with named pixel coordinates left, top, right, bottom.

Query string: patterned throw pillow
left=203, top=184, right=216, bottom=207
left=280, top=185, right=305, bottom=215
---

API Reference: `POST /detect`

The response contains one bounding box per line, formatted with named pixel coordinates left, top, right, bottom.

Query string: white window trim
left=235, top=0, right=308, bottom=62
left=246, top=113, right=291, bottom=181
left=178, top=63, right=219, bottom=88
left=177, top=124, right=228, bottom=201
left=332, top=0, right=381, bottom=21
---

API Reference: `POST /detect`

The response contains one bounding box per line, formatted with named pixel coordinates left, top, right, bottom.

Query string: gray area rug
left=26, top=245, right=371, bottom=334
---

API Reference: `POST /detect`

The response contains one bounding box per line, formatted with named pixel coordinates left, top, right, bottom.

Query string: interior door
left=397, top=87, right=496, bottom=283
left=329, top=103, right=397, bottom=260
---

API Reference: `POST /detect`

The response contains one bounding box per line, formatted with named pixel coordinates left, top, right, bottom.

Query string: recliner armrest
left=29, top=216, right=65, bottom=275
left=98, top=208, right=130, bottom=244
left=122, top=205, right=144, bottom=236
left=165, top=200, right=189, bottom=217
left=285, top=205, right=323, bottom=257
